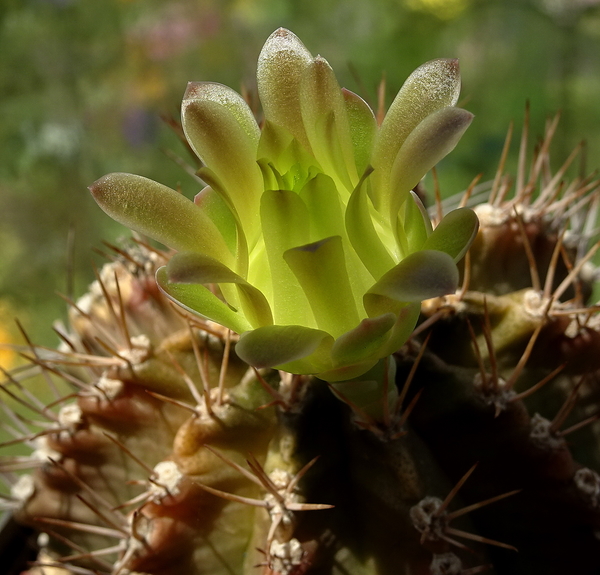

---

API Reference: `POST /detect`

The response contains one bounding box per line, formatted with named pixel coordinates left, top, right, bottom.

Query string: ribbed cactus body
left=3, top=30, right=600, bottom=575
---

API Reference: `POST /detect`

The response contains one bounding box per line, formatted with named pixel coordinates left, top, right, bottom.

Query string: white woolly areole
left=270, top=469, right=292, bottom=490
left=11, top=474, right=35, bottom=503
left=575, top=467, right=600, bottom=507
left=120, top=334, right=152, bottom=364
left=522, top=289, right=549, bottom=319
left=149, top=461, right=183, bottom=502
left=269, top=538, right=304, bottom=574
left=31, top=436, right=61, bottom=462
left=37, top=532, right=50, bottom=548
left=75, top=292, right=94, bottom=315
left=96, top=374, right=125, bottom=399
left=58, top=404, right=83, bottom=428
left=473, top=203, right=508, bottom=226
left=430, top=552, right=463, bottom=575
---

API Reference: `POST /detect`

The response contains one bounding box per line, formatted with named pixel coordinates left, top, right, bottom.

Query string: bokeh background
left=2, top=0, right=600, bottom=365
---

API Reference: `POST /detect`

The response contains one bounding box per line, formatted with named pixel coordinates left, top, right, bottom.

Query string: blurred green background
left=2, top=0, right=600, bottom=364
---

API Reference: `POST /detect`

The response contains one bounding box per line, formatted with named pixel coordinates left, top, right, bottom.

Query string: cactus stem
left=102, top=432, right=155, bottom=475
left=47, top=457, right=122, bottom=519
left=252, top=367, right=290, bottom=410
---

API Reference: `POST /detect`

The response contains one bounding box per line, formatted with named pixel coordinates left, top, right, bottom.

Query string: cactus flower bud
left=90, top=28, right=478, bottom=382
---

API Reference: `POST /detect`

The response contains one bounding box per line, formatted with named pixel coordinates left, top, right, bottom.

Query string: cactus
left=3, top=28, right=600, bottom=575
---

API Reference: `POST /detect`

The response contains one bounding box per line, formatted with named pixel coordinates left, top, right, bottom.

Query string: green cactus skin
left=4, top=40, right=600, bottom=575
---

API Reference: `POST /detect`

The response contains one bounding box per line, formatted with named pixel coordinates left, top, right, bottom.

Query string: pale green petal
left=388, top=107, right=474, bottom=226
left=166, top=252, right=273, bottom=328
left=331, top=313, right=396, bottom=367
left=257, top=121, right=320, bottom=181
left=377, top=303, right=421, bottom=357
left=235, top=324, right=333, bottom=370
left=402, top=191, right=433, bottom=254
left=366, top=249, right=459, bottom=303
left=89, top=173, right=234, bottom=268
left=345, top=169, right=395, bottom=280
left=300, top=56, right=358, bottom=192
left=182, top=83, right=263, bottom=241
left=284, top=236, right=360, bottom=338
left=371, top=59, right=461, bottom=211
left=423, top=207, right=479, bottom=262
left=184, top=82, right=261, bottom=142
left=313, top=360, right=380, bottom=383
left=260, top=189, right=313, bottom=326
left=156, top=268, right=251, bottom=334
left=194, top=185, right=249, bottom=277
left=299, top=173, right=345, bottom=242
left=257, top=28, right=313, bottom=151
left=343, top=88, right=377, bottom=176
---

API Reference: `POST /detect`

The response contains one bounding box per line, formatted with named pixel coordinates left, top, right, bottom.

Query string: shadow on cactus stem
left=3, top=27, right=600, bottom=575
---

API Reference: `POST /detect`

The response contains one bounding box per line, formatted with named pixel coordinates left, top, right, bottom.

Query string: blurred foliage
left=2, top=0, right=600, bottom=354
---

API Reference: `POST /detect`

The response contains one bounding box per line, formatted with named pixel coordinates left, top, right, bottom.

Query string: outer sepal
left=424, top=207, right=479, bottom=262
left=235, top=324, right=334, bottom=373
left=388, top=107, right=474, bottom=226
left=156, top=267, right=252, bottom=334
left=372, top=58, right=461, bottom=172
left=365, top=249, right=459, bottom=310
left=89, top=173, right=235, bottom=269
left=166, top=252, right=273, bottom=329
